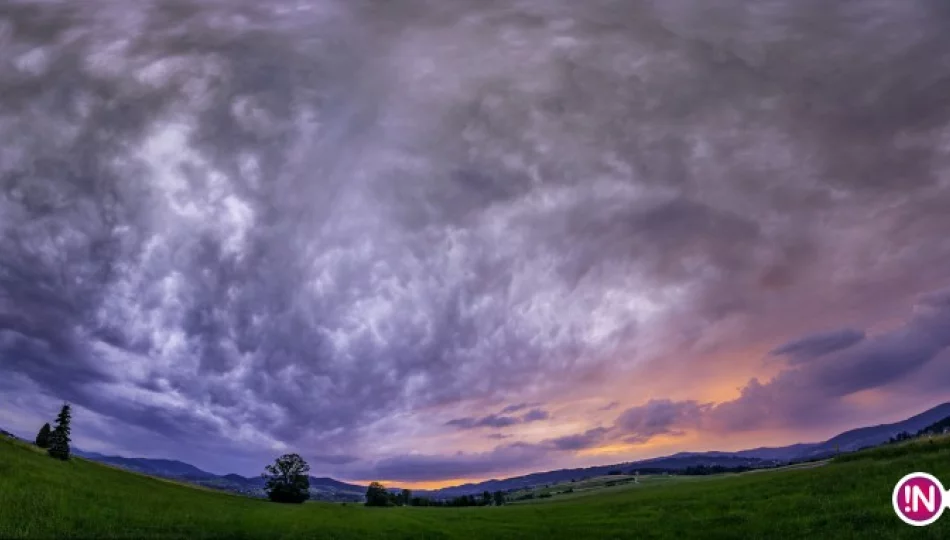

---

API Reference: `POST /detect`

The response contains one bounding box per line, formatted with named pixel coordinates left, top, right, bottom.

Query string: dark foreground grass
left=2, top=436, right=949, bottom=539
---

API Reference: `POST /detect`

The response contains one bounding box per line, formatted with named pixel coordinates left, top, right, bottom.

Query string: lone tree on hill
left=34, top=422, right=52, bottom=449
left=47, top=403, right=72, bottom=461
left=493, top=490, right=506, bottom=506
left=365, top=481, right=391, bottom=507
left=262, top=453, right=311, bottom=504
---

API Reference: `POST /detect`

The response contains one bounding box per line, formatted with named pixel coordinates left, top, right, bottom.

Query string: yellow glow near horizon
left=576, top=443, right=636, bottom=457
left=345, top=478, right=487, bottom=490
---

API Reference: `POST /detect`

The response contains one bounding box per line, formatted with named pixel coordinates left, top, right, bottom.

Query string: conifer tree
left=34, top=422, right=52, bottom=449
left=47, top=403, right=72, bottom=461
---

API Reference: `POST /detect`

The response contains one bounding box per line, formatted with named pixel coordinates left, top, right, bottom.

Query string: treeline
left=889, top=421, right=950, bottom=445
left=917, top=416, right=950, bottom=437
left=511, top=490, right=568, bottom=501
left=623, top=468, right=669, bottom=475
left=679, top=465, right=753, bottom=476
left=365, top=482, right=507, bottom=507
left=607, top=465, right=753, bottom=477
left=887, top=415, right=950, bottom=444
left=889, top=431, right=914, bottom=444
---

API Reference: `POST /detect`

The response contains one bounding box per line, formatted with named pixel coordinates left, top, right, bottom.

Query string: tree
left=34, top=423, right=52, bottom=449
left=401, top=489, right=411, bottom=506
left=492, top=491, right=506, bottom=506
left=482, top=491, right=492, bottom=506
left=365, top=481, right=391, bottom=507
left=47, top=403, right=71, bottom=461
left=262, top=453, right=310, bottom=504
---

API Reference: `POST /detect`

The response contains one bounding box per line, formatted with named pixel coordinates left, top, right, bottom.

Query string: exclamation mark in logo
left=893, top=473, right=946, bottom=526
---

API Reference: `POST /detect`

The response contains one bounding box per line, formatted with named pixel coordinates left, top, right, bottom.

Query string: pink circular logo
left=893, top=473, right=947, bottom=526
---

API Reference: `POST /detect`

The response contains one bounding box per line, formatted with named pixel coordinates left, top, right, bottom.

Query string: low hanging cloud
left=309, top=453, right=360, bottom=466
left=598, top=401, right=621, bottom=412
left=542, top=400, right=709, bottom=451
left=446, top=415, right=520, bottom=430
left=349, top=443, right=544, bottom=482
left=769, top=329, right=866, bottom=364
left=709, top=287, right=950, bottom=432
left=522, top=408, right=551, bottom=422
left=614, top=399, right=709, bottom=443
left=547, top=427, right=613, bottom=451
left=499, top=402, right=542, bottom=415
left=446, top=408, right=551, bottom=430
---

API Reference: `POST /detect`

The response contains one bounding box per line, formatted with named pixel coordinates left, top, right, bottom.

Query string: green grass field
left=2, top=436, right=949, bottom=539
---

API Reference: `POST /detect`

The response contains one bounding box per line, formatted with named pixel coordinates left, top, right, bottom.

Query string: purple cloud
left=711, top=290, right=950, bottom=431
left=446, top=415, right=519, bottom=430
left=0, top=0, right=948, bottom=483
left=614, top=399, right=709, bottom=441
left=546, top=427, right=612, bottom=451
left=446, top=408, right=551, bottom=431
left=521, top=408, right=550, bottom=422
left=499, top=402, right=541, bottom=414
left=770, top=329, right=866, bottom=364
left=352, top=443, right=543, bottom=482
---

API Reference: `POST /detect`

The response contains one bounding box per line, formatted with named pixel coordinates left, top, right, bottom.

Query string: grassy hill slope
left=2, top=436, right=949, bottom=539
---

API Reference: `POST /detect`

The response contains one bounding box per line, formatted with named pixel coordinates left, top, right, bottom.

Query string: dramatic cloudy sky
left=1, top=0, right=949, bottom=487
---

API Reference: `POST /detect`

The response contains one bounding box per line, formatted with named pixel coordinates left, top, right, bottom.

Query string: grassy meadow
left=2, top=435, right=949, bottom=539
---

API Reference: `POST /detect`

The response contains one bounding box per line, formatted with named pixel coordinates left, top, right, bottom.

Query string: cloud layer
left=1, top=0, right=948, bottom=481
left=446, top=406, right=550, bottom=430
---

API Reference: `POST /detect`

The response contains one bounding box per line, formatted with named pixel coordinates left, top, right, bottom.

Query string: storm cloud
left=547, top=427, right=613, bottom=452
left=770, top=329, right=866, bottom=364
left=615, top=400, right=708, bottom=443
left=446, top=407, right=551, bottom=430
left=1, top=0, right=949, bottom=480
left=499, top=402, right=541, bottom=415
left=350, top=443, right=544, bottom=482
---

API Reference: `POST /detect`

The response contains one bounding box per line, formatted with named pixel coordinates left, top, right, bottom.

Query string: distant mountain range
left=6, top=402, right=949, bottom=500
left=67, top=449, right=366, bottom=502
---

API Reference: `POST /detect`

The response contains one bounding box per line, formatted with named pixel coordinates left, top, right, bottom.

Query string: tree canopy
left=262, top=453, right=311, bottom=504
left=365, top=481, right=391, bottom=507
left=35, top=423, right=52, bottom=449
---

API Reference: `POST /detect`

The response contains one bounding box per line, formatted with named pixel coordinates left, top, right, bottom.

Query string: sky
left=1, top=0, right=949, bottom=489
